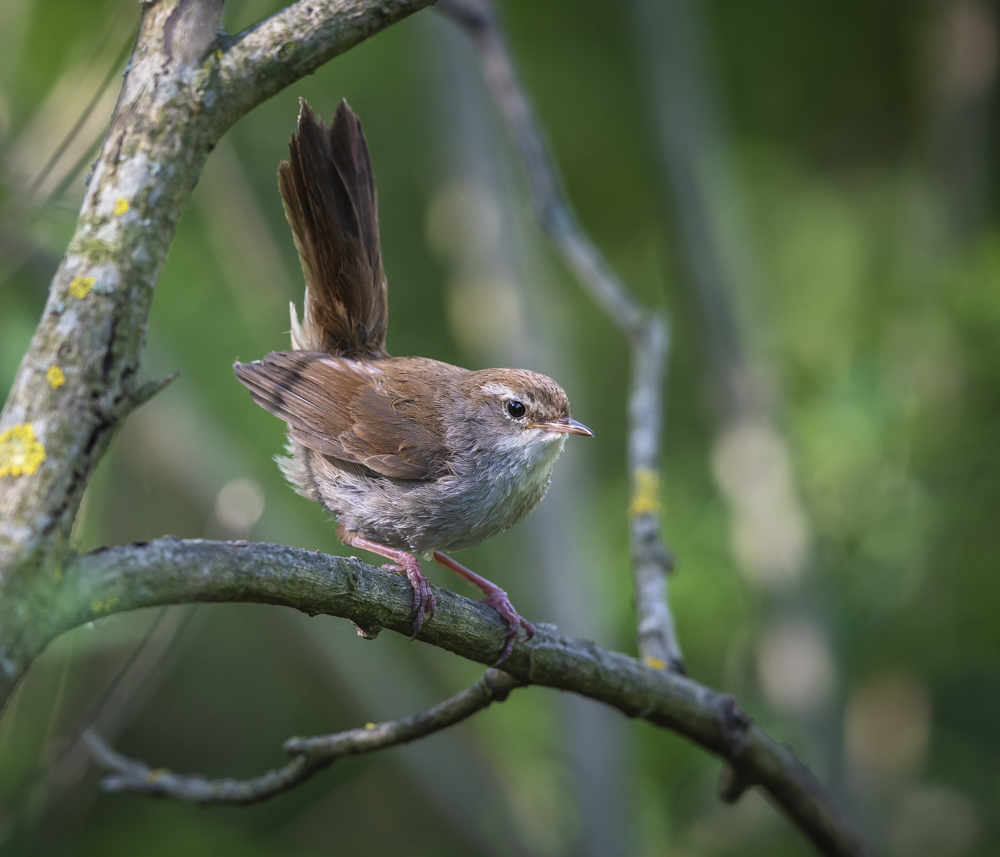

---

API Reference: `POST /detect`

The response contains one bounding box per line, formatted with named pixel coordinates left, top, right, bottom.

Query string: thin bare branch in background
left=438, top=0, right=683, bottom=674
left=429, top=18, right=631, bottom=851
left=86, top=669, right=522, bottom=804
left=27, top=35, right=134, bottom=201
left=630, top=0, right=841, bottom=787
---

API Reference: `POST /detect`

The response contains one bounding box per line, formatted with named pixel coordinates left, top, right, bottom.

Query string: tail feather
left=279, top=100, right=388, bottom=358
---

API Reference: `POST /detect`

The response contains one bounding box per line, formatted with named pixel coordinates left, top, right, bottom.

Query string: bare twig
left=438, top=0, right=682, bottom=673
left=85, top=732, right=326, bottom=804
left=631, top=0, right=842, bottom=796
left=50, top=538, right=870, bottom=856
left=27, top=33, right=133, bottom=200
left=85, top=669, right=521, bottom=804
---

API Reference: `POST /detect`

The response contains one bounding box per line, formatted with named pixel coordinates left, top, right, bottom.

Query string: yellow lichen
left=90, top=595, right=120, bottom=614
left=628, top=467, right=661, bottom=518
left=46, top=365, right=65, bottom=388
left=113, top=197, right=130, bottom=216
left=364, top=722, right=376, bottom=730
left=0, top=423, right=46, bottom=478
left=68, top=276, right=95, bottom=298
left=644, top=656, right=667, bottom=671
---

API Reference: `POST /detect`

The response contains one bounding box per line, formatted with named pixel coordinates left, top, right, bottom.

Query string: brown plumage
left=278, top=101, right=387, bottom=358
left=234, top=101, right=592, bottom=663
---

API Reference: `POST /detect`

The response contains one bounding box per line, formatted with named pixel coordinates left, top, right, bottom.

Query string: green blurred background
left=2, top=0, right=999, bottom=854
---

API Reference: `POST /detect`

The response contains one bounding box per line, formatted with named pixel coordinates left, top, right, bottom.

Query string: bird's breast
left=297, top=433, right=567, bottom=554
left=448, top=434, right=567, bottom=540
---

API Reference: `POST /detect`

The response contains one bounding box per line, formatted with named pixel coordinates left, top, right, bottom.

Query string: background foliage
left=1, top=0, right=998, bottom=855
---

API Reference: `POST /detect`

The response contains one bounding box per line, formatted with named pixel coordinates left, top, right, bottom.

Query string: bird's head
left=460, top=368, right=593, bottom=467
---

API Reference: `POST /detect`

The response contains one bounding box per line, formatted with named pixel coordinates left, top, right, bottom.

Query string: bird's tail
left=279, top=99, right=388, bottom=358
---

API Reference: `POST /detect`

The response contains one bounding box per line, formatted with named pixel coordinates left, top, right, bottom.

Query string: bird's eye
left=506, top=399, right=526, bottom=419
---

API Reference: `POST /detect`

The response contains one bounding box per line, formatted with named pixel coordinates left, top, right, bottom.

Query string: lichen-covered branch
left=85, top=669, right=521, bottom=804
left=438, top=0, right=683, bottom=672
left=50, top=538, right=868, bottom=856
left=0, top=0, right=433, bottom=704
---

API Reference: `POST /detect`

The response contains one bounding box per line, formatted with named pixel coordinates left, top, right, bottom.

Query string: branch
left=49, top=538, right=869, bottom=856
left=213, top=0, right=438, bottom=133
left=437, top=0, right=682, bottom=672
left=85, top=669, right=521, bottom=804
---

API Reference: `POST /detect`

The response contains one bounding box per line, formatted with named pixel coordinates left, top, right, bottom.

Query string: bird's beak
left=534, top=417, right=595, bottom=437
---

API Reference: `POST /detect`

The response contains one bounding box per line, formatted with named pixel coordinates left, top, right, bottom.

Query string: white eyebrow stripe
left=480, top=382, right=517, bottom=399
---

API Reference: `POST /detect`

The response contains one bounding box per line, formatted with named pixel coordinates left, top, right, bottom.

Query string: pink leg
left=341, top=532, right=435, bottom=638
left=433, top=551, right=534, bottom=665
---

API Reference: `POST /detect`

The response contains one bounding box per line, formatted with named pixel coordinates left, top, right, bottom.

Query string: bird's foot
left=480, top=587, right=535, bottom=665
left=399, top=555, right=435, bottom=639
left=432, top=550, right=534, bottom=665
left=379, top=560, right=435, bottom=637
left=341, top=532, right=435, bottom=639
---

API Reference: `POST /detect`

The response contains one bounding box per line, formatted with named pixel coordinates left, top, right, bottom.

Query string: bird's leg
left=432, top=551, right=535, bottom=665
left=339, top=530, right=435, bottom=638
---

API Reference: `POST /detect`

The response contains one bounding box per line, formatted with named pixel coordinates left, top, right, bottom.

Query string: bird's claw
left=480, top=589, right=535, bottom=666
left=398, top=558, right=435, bottom=640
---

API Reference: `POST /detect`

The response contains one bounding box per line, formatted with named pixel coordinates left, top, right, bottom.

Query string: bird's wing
left=234, top=351, right=449, bottom=480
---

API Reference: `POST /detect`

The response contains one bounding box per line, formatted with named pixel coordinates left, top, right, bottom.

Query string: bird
left=234, top=100, right=592, bottom=663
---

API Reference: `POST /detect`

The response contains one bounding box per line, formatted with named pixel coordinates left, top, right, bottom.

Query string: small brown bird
left=235, top=101, right=592, bottom=663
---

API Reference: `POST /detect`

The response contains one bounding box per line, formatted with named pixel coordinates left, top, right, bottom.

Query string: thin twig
left=438, top=0, right=683, bottom=672
left=27, top=33, right=134, bottom=199
left=86, top=669, right=521, bottom=804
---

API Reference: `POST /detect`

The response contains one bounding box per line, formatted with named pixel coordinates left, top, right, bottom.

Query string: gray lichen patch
left=54, top=310, right=80, bottom=339
left=131, top=244, right=152, bottom=267
left=94, top=221, right=123, bottom=247
left=96, top=153, right=150, bottom=218
left=90, top=264, right=123, bottom=296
